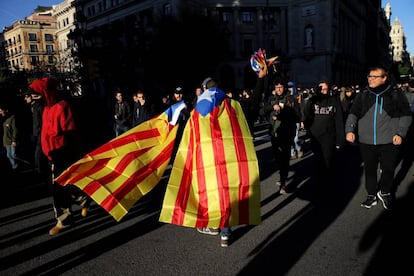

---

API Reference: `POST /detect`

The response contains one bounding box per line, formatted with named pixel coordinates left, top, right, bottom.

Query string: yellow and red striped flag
left=159, top=88, right=261, bottom=228
left=56, top=102, right=186, bottom=221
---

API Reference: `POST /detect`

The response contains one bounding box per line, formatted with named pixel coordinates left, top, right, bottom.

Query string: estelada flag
left=55, top=102, right=187, bottom=221
left=250, top=48, right=278, bottom=75
left=159, top=87, right=261, bottom=228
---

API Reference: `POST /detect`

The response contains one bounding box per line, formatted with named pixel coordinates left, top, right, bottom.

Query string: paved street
left=1, top=123, right=414, bottom=275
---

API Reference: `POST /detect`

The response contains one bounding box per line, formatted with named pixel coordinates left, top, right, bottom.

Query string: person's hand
left=273, top=104, right=281, bottom=112
left=11, top=142, right=17, bottom=147
left=258, top=66, right=267, bottom=78
left=393, top=134, right=402, bottom=145
left=346, top=132, right=355, bottom=143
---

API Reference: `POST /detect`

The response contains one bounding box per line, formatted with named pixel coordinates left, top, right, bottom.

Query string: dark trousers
left=48, top=147, right=90, bottom=226
left=359, top=143, right=400, bottom=195
left=271, top=136, right=292, bottom=185
left=33, top=136, right=47, bottom=175
left=310, top=135, right=336, bottom=191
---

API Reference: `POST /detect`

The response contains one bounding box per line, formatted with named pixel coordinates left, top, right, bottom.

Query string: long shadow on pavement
left=238, top=144, right=365, bottom=275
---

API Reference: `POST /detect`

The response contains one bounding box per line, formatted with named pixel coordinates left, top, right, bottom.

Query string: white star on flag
left=195, top=87, right=226, bottom=116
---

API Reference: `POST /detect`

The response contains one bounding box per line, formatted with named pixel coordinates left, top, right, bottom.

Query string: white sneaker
left=196, top=227, right=220, bottom=235
left=220, top=234, right=231, bottom=247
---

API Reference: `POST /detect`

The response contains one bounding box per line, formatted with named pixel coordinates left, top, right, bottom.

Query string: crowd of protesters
left=2, top=73, right=413, bottom=175
left=1, top=66, right=413, bottom=244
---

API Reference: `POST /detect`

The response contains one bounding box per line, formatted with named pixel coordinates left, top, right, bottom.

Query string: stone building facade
left=2, top=8, right=58, bottom=74
left=1, top=0, right=393, bottom=97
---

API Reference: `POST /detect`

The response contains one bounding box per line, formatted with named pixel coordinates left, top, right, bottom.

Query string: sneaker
left=220, top=233, right=231, bottom=248
left=279, top=185, right=287, bottom=195
left=377, top=191, right=392, bottom=210
left=81, top=207, right=88, bottom=217
left=361, top=195, right=377, bottom=209
left=49, top=225, right=65, bottom=235
left=49, top=221, right=70, bottom=236
left=196, top=227, right=220, bottom=236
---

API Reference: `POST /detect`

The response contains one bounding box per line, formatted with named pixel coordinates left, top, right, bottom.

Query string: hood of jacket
left=29, top=78, right=59, bottom=107
left=288, top=81, right=297, bottom=96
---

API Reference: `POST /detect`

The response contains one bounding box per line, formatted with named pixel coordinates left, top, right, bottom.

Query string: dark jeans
left=33, top=135, right=48, bottom=175
left=271, top=135, right=293, bottom=185
left=48, top=146, right=91, bottom=226
left=114, top=124, right=130, bottom=137
left=310, top=135, right=336, bottom=192
left=359, top=143, right=400, bottom=195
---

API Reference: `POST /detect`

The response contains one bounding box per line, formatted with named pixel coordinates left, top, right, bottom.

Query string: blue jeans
left=291, top=123, right=302, bottom=156
left=220, top=227, right=231, bottom=237
left=115, top=124, right=130, bottom=137
left=5, top=144, right=18, bottom=169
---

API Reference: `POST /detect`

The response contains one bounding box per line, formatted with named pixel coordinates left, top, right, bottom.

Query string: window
left=48, top=56, right=54, bottom=64
left=45, top=34, right=53, bottom=42
left=242, top=12, right=253, bottom=23
left=163, top=3, right=172, bottom=16
left=31, top=56, right=39, bottom=65
left=46, top=45, right=54, bottom=53
left=29, top=33, right=37, bottom=41
left=30, top=45, right=38, bottom=52
left=222, top=12, right=230, bottom=23
left=87, top=5, right=96, bottom=16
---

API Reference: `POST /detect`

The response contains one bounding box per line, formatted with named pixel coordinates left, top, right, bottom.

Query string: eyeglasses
left=367, top=75, right=385, bottom=79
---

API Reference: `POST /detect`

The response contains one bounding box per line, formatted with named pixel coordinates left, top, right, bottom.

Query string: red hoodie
left=29, top=78, right=76, bottom=160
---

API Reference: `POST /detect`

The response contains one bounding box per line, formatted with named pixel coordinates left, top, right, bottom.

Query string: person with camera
left=261, top=81, right=301, bottom=194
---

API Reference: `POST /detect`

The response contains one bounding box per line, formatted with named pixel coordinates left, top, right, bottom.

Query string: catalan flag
left=250, top=48, right=278, bottom=75
left=159, top=88, right=261, bottom=228
left=55, top=102, right=186, bottom=221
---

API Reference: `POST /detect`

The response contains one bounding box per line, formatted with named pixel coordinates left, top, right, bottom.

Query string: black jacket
left=303, top=93, right=345, bottom=146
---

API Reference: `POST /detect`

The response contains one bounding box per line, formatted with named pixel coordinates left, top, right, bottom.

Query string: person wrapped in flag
left=56, top=51, right=272, bottom=245
left=159, top=73, right=265, bottom=247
